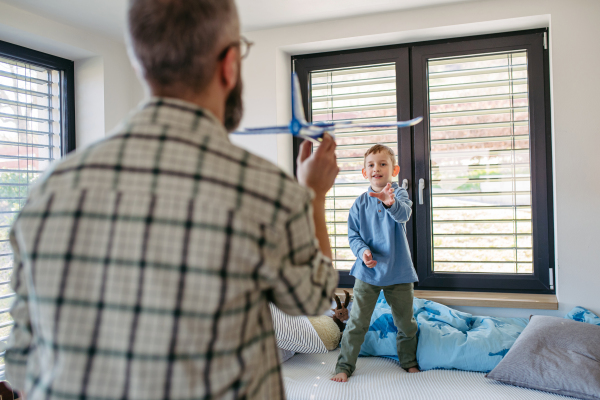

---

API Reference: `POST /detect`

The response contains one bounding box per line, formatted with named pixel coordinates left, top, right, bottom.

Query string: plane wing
left=337, top=116, right=423, bottom=130
left=233, top=126, right=323, bottom=144
left=236, top=126, right=290, bottom=134
left=231, top=72, right=423, bottom=142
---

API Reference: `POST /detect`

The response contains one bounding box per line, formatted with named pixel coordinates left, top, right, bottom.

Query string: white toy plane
left=233, top=73, right=423, bottom=143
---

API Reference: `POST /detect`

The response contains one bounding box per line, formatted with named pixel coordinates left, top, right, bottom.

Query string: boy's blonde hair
left=364, top=144, right=397, bottom=168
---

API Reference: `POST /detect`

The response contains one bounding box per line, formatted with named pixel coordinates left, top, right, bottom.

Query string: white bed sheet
left=282, top=350, right=576, bottom=400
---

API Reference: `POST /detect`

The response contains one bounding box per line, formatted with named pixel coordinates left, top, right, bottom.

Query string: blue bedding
left=565, top=306, right=600, bottom=325
left=358, top=292, right=600, bottom=373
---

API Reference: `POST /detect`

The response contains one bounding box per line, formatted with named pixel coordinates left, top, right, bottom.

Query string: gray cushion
left=486, top=315, right=600, bottom=400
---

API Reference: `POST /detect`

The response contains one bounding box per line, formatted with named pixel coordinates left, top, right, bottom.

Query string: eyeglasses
left=218, top=36, right=254, bottom=60
left=238, top=36, right=254, bottom=59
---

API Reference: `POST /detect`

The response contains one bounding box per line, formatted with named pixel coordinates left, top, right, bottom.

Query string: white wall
left=240, top=0, right=600, bottom=316
left=0, top=2, right=144, bottom=148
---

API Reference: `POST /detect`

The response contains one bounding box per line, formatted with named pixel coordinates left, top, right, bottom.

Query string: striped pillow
left=269, top=304, right=328, bottom=353
left=278, top=348, right=296, bottom=363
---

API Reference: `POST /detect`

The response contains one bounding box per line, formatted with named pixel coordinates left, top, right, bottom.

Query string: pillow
left=486, top=316, right=600, bottom=400
left=269, top=304, right=328, bottom=353
left=278, top=348, right=295, bottom=363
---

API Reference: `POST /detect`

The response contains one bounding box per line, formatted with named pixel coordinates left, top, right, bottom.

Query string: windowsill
left=335, top=288, right=558, bottom=310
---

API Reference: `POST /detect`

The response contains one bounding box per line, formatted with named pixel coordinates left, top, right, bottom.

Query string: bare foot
left=331, top=372, right=348, bottom=382
left=407, top=367, right=420, bottom=373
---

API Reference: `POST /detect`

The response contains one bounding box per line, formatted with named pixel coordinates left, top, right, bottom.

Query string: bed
left=281, top=349, right=576, bottom=400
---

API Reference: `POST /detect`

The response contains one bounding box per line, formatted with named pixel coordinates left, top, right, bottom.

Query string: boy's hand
left=368, top=183, right=396, bottom=207
left=363, top=250, right=377, bottom=268
left=296, top=133, right=339, bottom=198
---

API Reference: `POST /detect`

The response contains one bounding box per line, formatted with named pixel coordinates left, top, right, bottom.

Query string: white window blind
left=311, top=63, right=398, bottom=270
left=0, top=55, right=63, bottom=376
left=427, top=51, right=533, bottom=274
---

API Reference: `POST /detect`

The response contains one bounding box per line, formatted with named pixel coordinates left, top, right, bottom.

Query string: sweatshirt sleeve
left=348, top=200, right=369, bottom=260
left=384, top=187, right=413, bottom=223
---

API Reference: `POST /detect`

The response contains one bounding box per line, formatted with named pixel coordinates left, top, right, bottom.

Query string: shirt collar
left=133, top=97, right=230, bottom=140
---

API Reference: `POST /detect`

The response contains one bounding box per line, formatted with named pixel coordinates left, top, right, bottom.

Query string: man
left=5, top=1, right=339, bottom=399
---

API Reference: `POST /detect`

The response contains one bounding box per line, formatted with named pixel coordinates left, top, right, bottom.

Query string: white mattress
left=282, top=350, right=575, bottom=400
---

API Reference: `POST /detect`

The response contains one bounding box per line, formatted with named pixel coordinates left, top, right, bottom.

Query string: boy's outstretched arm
left=383, top=186, right=413, bottom=223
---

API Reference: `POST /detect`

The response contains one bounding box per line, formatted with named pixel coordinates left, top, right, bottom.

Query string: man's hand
left=363, top=249, right=377, bottom=268
left=296, top=134, right=339, bottom=198
left=296, top=134, right=339, bottom=259
left=368, top=183, right=395, bottom=207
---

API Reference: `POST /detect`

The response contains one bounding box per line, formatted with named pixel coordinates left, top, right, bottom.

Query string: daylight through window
left=427, top=51, right=533, bottom=274
left=0, top=55, right=63, bottom=375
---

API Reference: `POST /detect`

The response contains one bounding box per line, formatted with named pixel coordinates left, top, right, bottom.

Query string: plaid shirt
left=5, top=98, right=338, bottom=400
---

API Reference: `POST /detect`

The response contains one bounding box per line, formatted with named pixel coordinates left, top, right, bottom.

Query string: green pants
left=335, top=279, right=418, bottom=376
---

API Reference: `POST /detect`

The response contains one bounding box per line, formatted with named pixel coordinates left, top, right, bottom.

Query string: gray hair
left=127, top=0, right=239, bottom=92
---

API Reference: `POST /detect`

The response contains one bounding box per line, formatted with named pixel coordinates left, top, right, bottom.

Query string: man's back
left=6, top=98, right=338, bottom=400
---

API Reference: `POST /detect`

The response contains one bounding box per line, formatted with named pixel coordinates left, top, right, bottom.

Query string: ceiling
left=0, top=0, right=478, bottom=42
left=237, top=0, right=477, bottom=32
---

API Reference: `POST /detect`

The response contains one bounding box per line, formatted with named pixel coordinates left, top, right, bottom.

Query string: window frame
left=0, top=40, right=76, bottom=378
left=412, top=32, right=554, bottom=293
left=292, top=29, right=554, bottom=294
left=0, top=39, right=77, bottom=156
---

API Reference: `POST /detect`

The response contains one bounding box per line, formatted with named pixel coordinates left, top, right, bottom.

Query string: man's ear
left=219, top=46, right=239, bottom=91
left=362, top=168, right=368, bottom=179
left=392, top=165, right=400, bottom=177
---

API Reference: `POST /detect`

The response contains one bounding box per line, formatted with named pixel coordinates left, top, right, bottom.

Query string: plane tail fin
left=291, top=73, right=308, bottom=126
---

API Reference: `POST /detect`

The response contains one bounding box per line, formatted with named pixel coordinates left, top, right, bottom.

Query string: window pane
left=428, top=51, right=533, bottom=274
left=311, top=63, right=397, bottom=270
left=0, top=56, right=63, bottom=373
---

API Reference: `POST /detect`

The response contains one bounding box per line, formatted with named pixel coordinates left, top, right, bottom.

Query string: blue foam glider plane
left=232, top=73, right=423, bottom=143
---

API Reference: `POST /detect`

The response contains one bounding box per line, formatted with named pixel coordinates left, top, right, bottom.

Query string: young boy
left=331, top=144, right=419, bottom=382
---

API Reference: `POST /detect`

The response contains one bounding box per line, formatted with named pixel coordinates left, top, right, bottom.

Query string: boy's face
left=362, top=151, right=400, bottom=191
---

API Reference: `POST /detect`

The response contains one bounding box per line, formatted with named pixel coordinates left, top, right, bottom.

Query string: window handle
left=418, top=178, right=425, bottom=205
left=402, top=179, right=408, bottom=190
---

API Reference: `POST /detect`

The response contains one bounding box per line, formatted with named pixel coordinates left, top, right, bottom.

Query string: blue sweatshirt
left=348, top=182, right=418, bottom=286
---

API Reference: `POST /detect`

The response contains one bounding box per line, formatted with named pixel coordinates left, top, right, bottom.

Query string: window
left=0, top=40, right=75, bottom=378
left=293, top=30, right=554, bottom=293
left=426, top=52, right=532, bottom=275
